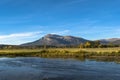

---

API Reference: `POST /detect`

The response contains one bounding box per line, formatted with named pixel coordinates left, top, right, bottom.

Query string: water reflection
left=75, top=56, right=120, bottom=63
left=0, top=57, right=119, bottom=80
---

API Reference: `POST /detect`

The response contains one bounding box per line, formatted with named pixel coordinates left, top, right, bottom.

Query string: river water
left=0, top=57, right=120, bottom=80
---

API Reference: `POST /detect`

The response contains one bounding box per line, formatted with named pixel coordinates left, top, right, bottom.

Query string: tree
left=94, top=40, right=101, bottom=48
left=84, top=42, right=91, bottom=48
left=80, top=43, right=84, bottom=48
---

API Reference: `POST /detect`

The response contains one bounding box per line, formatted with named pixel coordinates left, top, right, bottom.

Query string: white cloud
left=0, top=31, right=43, bottom=45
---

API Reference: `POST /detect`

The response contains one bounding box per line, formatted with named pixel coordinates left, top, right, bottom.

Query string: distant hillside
left=100, top=38, right=120, bottom=44
left=22, top=34, right=89, bottom=46
left=112, top=40, right=120, bottom=45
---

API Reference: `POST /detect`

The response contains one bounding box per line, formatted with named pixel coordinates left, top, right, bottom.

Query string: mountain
left=100, top=38, right=120, bottom=42
left=99, top=38, right=120, bottom=44
left=22, top=34, right=120, bottom=46
left=112, top=40, right=120, bottom=44
left=22, top=34, right=90, bottom=46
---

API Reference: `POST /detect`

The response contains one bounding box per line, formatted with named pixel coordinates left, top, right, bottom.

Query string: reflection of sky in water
left=0, top=57, right=119, bottom=80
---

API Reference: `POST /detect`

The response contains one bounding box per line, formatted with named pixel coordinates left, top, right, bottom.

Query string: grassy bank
left=0, top=48, right=120, bottom=58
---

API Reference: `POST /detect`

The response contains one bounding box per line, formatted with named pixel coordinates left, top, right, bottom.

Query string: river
left=0, top=57, right=120, bottom=80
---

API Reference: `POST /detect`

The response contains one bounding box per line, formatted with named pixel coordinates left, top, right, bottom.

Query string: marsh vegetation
left=0, top=48, right=120, bottom=59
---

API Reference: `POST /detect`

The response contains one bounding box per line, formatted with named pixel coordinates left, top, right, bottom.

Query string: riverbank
left=0, top=48, right=120, bottom=58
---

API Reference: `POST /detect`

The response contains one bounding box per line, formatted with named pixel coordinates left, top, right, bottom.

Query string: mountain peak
left=45, top=34, right=62, bottom=38
left=22, top=34, right=89, bottom=46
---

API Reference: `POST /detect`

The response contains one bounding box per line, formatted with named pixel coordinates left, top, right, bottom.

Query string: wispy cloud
left=55, top=0, right=87, bottom=8
left=0, top=0, right=28, bottom=6
left=51, top=30, right=70, bottom=35
left=74, top=26, right=120, bottom=40
left=0, top=32, right=41, bottom=39
left=0, top=0, right=13, bottom=5
left=65, top=0, right=87, bottom=5
left=0, top=20, right=30, bottom=24
left=0, top=31, right=43, bottom=45
left=0, top=14, right=34, bottom=25
left=0, top=30, right=70, bottom=45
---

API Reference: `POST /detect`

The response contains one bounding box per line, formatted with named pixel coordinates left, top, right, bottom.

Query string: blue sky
left=0, top=0, right=120, bottom=45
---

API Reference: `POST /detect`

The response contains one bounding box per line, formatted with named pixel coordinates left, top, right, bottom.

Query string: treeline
left=0, top=41, right=119, bottom=50
left=0, top=45, right=79, bottom=49
left=0, top=45, right=56, bottom=49
left=80, top=41, right=119, bottom=48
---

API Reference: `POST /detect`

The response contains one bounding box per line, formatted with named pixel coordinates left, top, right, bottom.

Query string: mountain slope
left=99, top=38, right=120, bottom=44
left=112, top=40, right=120, bottom=44
left=22, top=34, right=89, bottom=46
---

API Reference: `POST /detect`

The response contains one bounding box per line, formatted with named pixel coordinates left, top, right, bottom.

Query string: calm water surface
left=0, top=57, right=120, bottom=80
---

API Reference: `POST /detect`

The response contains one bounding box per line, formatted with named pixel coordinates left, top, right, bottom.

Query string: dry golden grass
left=0, top=48, right=119, bottom=57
